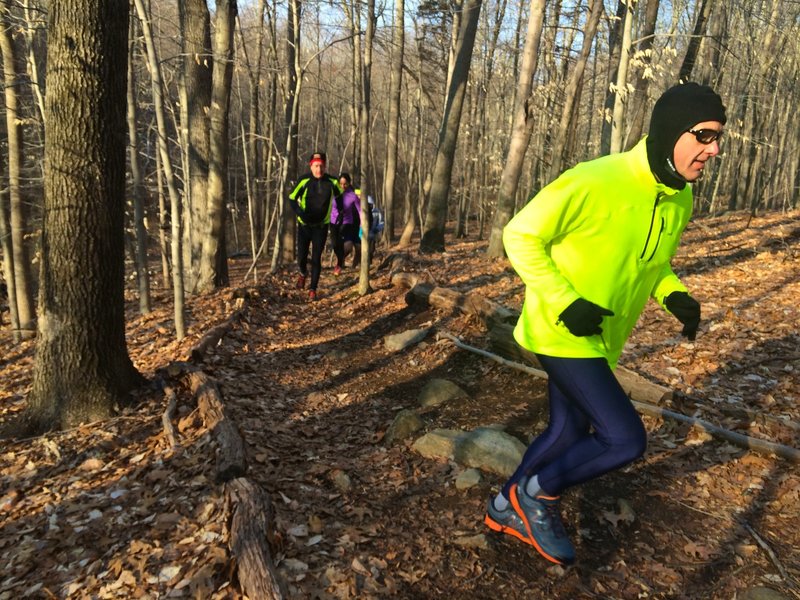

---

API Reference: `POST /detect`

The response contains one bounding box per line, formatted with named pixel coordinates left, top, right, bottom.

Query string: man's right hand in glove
left=558, top=298, right=615, bottom=337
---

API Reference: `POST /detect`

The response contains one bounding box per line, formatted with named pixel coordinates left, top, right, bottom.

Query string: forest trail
left=1, top=210, right=799, bottom=599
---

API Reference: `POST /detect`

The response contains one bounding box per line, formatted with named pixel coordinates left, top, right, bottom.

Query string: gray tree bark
left=127, top=14, right=151, bottom=315
left=198, top=0, right=237, bottom=292
left=178, top=0, right=212, bottom=291
left=609, top=0, right=637, bottom=154
left=135, top=0, right=186, bottom=338
left=548, top=0, right=603, bottom=179
left=486, top=0, right=547, bottom=257
left=0, top=12, right=35, bottom=337
left=24, top=0, right=144, bottom=435
left=382, top=0, right=404, bottom=243
left=419, top=0, right=482, bottom=253
left=678, top=0, right=714, bottom=82
left=358, top=0, right=375, bottom=295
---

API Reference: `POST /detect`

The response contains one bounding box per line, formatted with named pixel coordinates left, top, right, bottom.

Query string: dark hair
left=309, top=151, right=327, bottom=163
left=339, top=172, right=351, bottom=184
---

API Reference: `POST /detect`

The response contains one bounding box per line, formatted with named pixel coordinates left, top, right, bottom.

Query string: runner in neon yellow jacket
left=484, top=82, right=727, bottom=567
left=503, top=137, right=689, bottom=369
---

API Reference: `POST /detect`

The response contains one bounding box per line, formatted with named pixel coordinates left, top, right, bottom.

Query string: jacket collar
left=631, top=138, right=683, bottom=197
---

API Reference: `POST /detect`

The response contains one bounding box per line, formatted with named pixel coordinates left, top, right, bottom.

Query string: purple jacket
left=331, top=188, right=361, bottom=226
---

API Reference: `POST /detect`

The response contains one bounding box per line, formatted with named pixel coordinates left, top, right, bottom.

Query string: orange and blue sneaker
left=484, top=497, right=536, bottom=548
left=510, top=477, right=575, bottom=565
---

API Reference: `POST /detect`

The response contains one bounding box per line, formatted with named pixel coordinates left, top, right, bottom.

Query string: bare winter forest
left=1, top=0, right=799, bottom=598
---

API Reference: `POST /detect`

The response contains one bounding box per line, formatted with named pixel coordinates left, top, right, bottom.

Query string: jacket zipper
left=640, top=193, right=665, bottom=261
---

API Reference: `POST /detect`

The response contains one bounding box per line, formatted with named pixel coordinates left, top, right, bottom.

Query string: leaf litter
left=1, top=210, right=799, bottom=599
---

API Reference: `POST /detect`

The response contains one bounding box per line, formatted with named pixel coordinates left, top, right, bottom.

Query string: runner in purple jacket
left=330, top=173, right=362, bottom=275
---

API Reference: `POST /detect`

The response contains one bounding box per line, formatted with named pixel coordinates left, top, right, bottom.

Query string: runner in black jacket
left=288, top=152, right=343, bottom=300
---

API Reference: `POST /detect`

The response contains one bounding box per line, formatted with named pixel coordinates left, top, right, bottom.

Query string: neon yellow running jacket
left=503, top=138, right=692, bottom=369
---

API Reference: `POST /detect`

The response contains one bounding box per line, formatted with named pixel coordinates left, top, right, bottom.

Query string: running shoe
left=484, top=497, right=535, bottom=548
left=295, top=274, right=306, bottom=289
left=308, top=290, right=317, bottom=301
left=333, top=265, right=342, bottom=276
left=510, top=478, right=576, bottom=565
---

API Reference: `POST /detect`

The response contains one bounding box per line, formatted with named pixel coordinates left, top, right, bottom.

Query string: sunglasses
left=687, top=128, right=724, bottom=144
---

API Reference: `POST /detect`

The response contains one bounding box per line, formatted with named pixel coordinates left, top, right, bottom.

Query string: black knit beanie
left=646, top=82, right=727, bottom=189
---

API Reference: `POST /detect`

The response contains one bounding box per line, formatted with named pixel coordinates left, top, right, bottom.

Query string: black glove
left=558, top=298, right=615, bottom=337
left=664, top=291, right=700, bottom=340
left=289, top=200, right=307, bottom=221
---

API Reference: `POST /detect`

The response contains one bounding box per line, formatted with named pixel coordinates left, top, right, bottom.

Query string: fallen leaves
left=2, top=214, right=800, bottom=599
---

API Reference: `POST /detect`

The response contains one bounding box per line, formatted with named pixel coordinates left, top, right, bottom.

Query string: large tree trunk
left=382, top=0, right=404, bottom=244
left=485, top=0, right=547, bottom=257
left=419, top=0, right=482, bottom=253
left=0, top=12, right=35, bottom=337
left=198, top=0, right=237, bottom=292
left=179, top=0, right=212, bottom=291
left=24, top=0, right=143, bottom=434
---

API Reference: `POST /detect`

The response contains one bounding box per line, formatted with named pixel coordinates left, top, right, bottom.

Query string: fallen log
left=190, top=307, right=245, bottom=362
left=398, top=279, right=520, bottom=329
left=439, top=332, right=800, bottom=464
left=188, top=371, right=248, bottom=482
left=226, top=477, right=285, bottom=599
left=189, top=289, right=251, bottom=362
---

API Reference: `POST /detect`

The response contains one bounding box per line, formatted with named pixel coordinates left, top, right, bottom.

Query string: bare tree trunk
left=419, top=0, right=482, bottom=253
left=609, top=0, right=636, bottom=154
left=198, top=0, right=236, bottom=292
left=548, top=0, right=602, bottom=179
left=22, top=0, right=45, bottom=126
left=274, top=0, right=301, bottom=270
left=382, top=0, right=404, bottom=243
left=600, top=0, right=626, bottom=155
left=678, top=0, right=714, bottom=82
left=154, top=138, right=171, bottom=287
left=696, top=0, right=727, bottom=87
left=24, top=0, right=144, bottom=435
left=358, top=0, right=375, bottom=295
left=179, top=0, right=212, bottom=290
left=624, top=0, right=660, bottom=147
left=135, top=0, right=186, bottom=338
left=486, top=0, right=547, bottom=257
left=127, top=12, right=151, bottom=314
left=0, top=12, right=35, bottom=337
left=0, top=152, right=21, bottom=341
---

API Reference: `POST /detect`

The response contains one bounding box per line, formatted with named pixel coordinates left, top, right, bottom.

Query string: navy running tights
left=297, top=224, right=329, bottom=291
left=502, top=355, right=647, bottom=499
